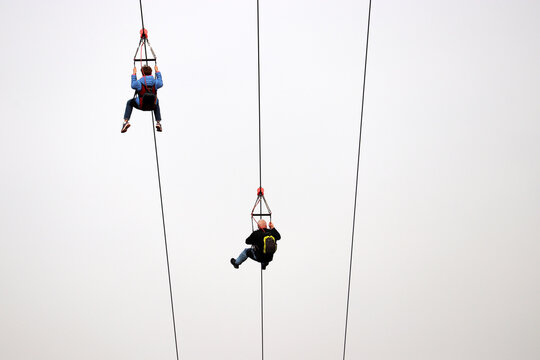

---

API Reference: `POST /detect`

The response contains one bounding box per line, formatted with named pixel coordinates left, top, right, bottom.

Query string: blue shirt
left=131, top=72, right=163, bottom=106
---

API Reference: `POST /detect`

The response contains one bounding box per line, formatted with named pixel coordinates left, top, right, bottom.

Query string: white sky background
left=0, top=0, right=539, bottom=359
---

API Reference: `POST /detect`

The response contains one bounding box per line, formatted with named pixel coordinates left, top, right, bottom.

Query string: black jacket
left=246, top=228, right=281, bottom=261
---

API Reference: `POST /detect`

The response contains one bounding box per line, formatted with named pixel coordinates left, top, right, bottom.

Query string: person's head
left=141, top=65, right=153, bottom=76
left=257, top=219, right=267, bottom=229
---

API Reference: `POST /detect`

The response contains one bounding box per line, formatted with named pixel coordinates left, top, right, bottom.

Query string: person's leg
left=261, top=257, right=271, bottom=270
left=154, top=102, right=162, bottom=131
left=154, top=102, right=162, bottom=121
left=235, top=248, right=253, bottom=266
left=123, top=99, right=137, bottom=120
left=247, top=249, right=257, bottom=262
left=122, top=99, right=138, bottom=133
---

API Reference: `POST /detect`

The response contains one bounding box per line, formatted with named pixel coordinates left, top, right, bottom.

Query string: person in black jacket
left=231, top=219, right=281, bottom=270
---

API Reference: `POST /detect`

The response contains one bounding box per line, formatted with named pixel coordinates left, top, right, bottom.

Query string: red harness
left=138, top=76, right=157, bottom=110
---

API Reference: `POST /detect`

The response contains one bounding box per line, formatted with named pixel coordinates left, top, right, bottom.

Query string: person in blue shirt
left=122, top=65, right=164, bottom=133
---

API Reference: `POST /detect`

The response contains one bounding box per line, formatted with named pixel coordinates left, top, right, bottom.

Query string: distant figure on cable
left=231, top=220, right=281, bottom=270
left=122, top=65, right=163, bottom=133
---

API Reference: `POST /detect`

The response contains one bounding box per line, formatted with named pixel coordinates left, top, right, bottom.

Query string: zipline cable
left=138, top=0, right=145, bottom=33
left=257, top=0, right=262, bottom=191
left=138, top=1, right=180, bottom=360
left=342, top=1, right=372, bottom=360
left=255, top=1, right=264, bottom=359
left=150, top=111, right=181, bottom=360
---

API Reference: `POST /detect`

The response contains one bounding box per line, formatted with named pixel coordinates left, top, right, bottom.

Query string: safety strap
left=132, top=30, right=158, bottom=100
left=133, top=37, right=157, bottom=65
left=251, top=193, right=272, bottom=231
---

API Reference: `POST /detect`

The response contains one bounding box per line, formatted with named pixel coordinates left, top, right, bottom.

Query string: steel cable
left=342, top=1, right=373, bottom=359
left=138, top=1, right=180, bottom=359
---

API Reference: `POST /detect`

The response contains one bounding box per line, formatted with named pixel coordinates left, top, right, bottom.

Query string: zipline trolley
left=251, top=187, right=272, bottom=231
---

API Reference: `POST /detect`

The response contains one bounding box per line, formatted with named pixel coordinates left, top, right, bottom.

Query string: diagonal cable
left=138, top=1, right=180, bottom=360
left=343, top=1, right=373, bottom=359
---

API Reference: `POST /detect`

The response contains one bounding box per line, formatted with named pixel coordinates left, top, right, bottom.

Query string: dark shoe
left=121, top=121, right=131, bottom=133
left=156, top=122, right=162, bottom=132
left=261, top=262, right=268, bottom=270
left=230, top=258, right=239, bottom=269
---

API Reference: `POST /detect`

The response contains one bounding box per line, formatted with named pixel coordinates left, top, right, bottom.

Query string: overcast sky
left=1, top=0, right=539, bottom=359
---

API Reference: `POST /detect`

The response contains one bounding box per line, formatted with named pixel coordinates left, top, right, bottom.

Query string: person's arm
left=270, top=228, right=281, bottom=240
left=245, top=231, right=257, bottom=245
left=131, top=68, right=141, bottom=91
left=268, top=222, right=281, bottom=240
left=154, top=66, right=163, bottom=89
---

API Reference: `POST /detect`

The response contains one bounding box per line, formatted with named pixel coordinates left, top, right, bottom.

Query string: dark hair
left=141, top=65, right=153, bottom=76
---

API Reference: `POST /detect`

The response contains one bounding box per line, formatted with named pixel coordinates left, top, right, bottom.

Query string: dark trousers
left=124, top=99, right=162, bottom=121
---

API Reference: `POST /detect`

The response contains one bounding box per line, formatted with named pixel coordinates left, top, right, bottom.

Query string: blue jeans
left=235, top=248, right=258, bottom=265
left=124, top=99, right=162, bottom=121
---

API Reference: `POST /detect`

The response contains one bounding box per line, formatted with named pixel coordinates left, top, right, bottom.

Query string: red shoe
left=121, top=121, right=131, bottom=133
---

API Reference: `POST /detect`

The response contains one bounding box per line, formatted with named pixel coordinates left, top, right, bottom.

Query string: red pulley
left=140, top=29, right=148, bottom=39
left=257, top=187, right=264, bottom=196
